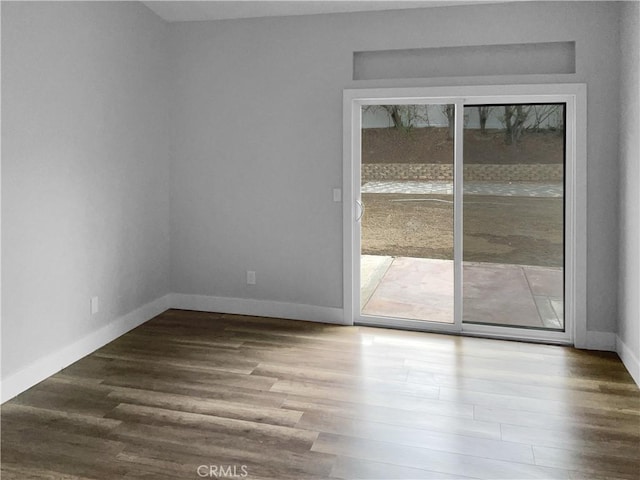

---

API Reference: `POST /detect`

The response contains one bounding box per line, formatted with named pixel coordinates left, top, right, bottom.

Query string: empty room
left=1, top=1, right=639, bottom=479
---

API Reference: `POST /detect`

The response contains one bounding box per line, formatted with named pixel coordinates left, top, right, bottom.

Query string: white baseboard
left=170, top=293, right=347, bottom=326
left=616, top=335, right=640, bottom=387
left=583, top=330, right=617, bottom=351
left=0, top=294, right=172, bottom=403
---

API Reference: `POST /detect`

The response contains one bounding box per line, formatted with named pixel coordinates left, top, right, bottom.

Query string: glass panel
left=462, top=104, right=565, bottom=330
left=360, top=104, right=454, bottom=323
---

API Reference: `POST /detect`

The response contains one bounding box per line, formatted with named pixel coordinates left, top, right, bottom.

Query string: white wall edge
left=170, top=293, right=347, bottom=326
left=583, top=330, right=617, bottom=351
left=616, top=335, right=640, bottom=387
left=0, top=294, right=172, bottom=403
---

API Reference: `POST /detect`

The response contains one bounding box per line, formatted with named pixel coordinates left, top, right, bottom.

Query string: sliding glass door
left=345, top=85, right=582, bottom=344
left=462, top=104, right=565, bottom=331
left=359, top=103, right=455, bottom=325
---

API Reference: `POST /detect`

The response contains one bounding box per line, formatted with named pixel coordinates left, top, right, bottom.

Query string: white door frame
left=342, top=84, right=587, bottom=346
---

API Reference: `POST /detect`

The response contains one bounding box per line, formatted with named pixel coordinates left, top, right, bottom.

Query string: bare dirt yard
left=361, top=193, right=563, bottom=267
left=360, top=126, right=564, bottom=267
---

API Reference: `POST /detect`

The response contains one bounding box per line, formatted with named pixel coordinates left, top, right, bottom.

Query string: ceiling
left=142, top=1, right=502, bottom=22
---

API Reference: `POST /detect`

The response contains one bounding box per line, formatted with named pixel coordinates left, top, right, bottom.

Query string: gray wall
left=618, top=2, right=640, bottom=367
left=168, top=2, right=621, bottom=334
left=1, top=2, right=170, bottom=379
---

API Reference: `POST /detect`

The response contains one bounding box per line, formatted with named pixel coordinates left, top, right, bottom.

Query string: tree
left=387, top=106, right=405, bottom=130
left=502, top=105, right=530, bottom=144
left=528, top=105, right=563, bottom=132
left=362, top=105, right=429, bottom=132
left=441, top=105, right=455, bottom=139
left=477, top=106, right=494, bottom=134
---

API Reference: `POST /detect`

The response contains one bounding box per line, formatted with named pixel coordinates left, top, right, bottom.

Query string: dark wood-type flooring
left=2, top=309, right=639, bottom=479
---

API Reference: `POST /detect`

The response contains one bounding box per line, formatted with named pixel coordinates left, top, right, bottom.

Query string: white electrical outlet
left=333, top=188, right=342, bottom=202
left=246, top=271, right=256, bottom=285
left=90, top=296, right=99, bottom=315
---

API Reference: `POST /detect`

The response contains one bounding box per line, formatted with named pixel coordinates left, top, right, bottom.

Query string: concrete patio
left=361, top=255, right=564, bottom=329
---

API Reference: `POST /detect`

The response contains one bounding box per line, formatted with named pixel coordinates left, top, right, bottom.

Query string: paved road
left=361, top=180, right=563, bottom=198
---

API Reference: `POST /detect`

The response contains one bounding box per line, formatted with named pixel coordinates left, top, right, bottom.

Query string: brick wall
left=362, top=163, right=563, bottom=182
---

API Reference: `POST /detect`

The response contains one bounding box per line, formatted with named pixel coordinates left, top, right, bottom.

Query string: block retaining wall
left=362, top=163, right=563, bottom=182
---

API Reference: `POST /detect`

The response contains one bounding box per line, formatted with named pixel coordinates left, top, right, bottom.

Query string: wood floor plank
left=500, top=422, right=640, bottom=455
left=391, top=335, right=628, bottom=370
left=8, top=384, right=118, bottom=417
left=238, top=341, right=408, bottom=374
left=94, top=347, right=259, bottom=375
left=312, top=432, right=571, bottom=480
left=96, top=358, right=277, bottom=391
left=254, top=362, right=426, bottom=396
left=330, top=456, right=477, bottom=479
left=410, top=367, right=640, bottom=400
left=406, top=357, right=637, bottom=391
left=1, top=309, right=638, bottom=480
left=106, top=387, right=303, bottom=426
left=253, top=359, right=409, bottom=384
left=106, top=374, right=288, bottom=408
left=0, top=403, right=121, bottom=436
left=270, top=378, right=447, bottom=417
left=0, top=464, right=97, bottom=480
left=1, top=440, right=131, bottom=479
left=64, top=368, right=282, bottom=403
left=2, top=426, right=125, bottom=458
left=474, top=404, right=640, bottom=435
left=438, top=385, right=639, bottom=415
left=297, top=410, right=534, bottom=463
left=282, top=396, right=500, bottom=439
left=116, top=433, right=336, bottom=479
left=106, top=403, right=318, bottom=451
left=533, top=445, right=640, bottom=480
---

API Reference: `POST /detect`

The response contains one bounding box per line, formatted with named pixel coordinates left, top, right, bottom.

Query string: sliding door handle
left=355, top=199, right=365, bottom=222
